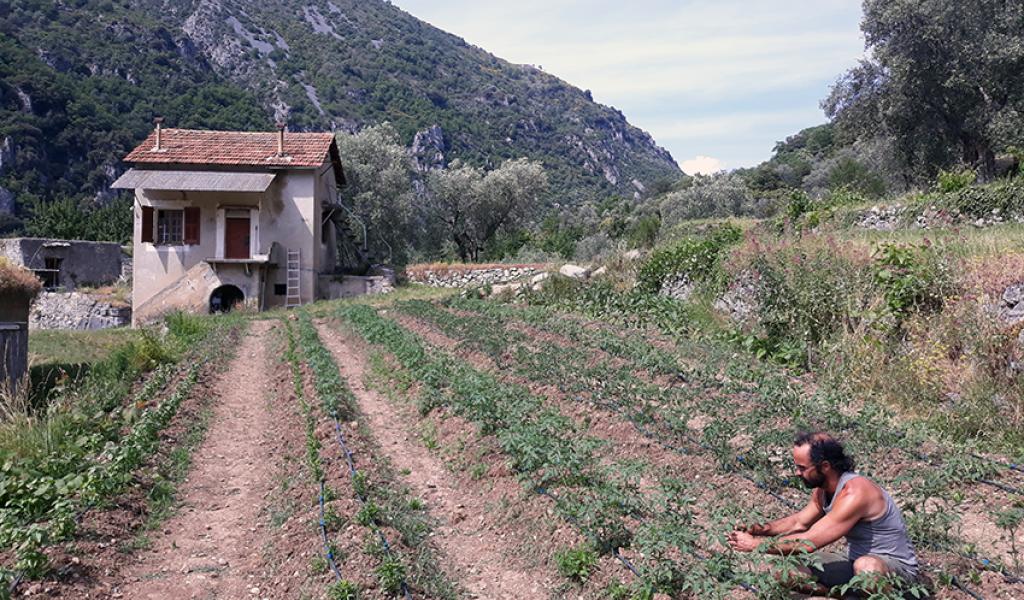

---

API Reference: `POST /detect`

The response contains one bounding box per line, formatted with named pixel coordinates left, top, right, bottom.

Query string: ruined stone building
left=0, top=238, right=130, bottom=330
left=0, top=238, right=122, bottom=291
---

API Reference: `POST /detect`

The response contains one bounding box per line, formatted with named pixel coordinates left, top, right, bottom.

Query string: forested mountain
left=0, top=0, right=681, bottom=233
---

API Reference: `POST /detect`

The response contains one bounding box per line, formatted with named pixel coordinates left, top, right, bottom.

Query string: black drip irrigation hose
left=331, top=417, right=414, bottom=600
left=318, top=481, right=345, bottom=581
left=977, top=479, right=1024, bottom=497
left=971, top=453, right=1024, bottom=475
left=951, top=576, right=985, bottom=600
left=7, top=571, right=24, bottom=597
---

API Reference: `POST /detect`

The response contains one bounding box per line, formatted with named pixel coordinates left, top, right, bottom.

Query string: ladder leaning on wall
left=285, top=249, right=302, bottom=308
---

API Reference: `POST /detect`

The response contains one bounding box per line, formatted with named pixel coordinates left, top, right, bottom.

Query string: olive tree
left=335, top=123, right=416, bottom=263
left=824, top=0, right=1024, bottom=180
left=425, top=158, right=547, bottom=262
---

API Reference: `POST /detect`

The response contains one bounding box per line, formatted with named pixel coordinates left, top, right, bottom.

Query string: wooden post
left=0, top=321, right=28, bottom=397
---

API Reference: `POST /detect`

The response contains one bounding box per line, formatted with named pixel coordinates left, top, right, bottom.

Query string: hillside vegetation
left=0, top=0, right=679, bottom=239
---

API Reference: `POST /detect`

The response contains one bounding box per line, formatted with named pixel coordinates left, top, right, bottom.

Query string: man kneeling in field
left=727, top=432, right=922, bottom=597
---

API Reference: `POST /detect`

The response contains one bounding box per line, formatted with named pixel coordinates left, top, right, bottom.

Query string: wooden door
left=225, top=216, right=251, bottom=259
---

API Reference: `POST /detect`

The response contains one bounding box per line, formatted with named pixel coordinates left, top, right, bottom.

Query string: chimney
left=153, top=117, right=164, bottom=151
left=276, top=121, right=286, bottom=157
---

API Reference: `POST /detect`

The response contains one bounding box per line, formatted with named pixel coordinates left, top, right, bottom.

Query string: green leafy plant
left=831, top=571, right=930, bottom=599
left=636, top=223, right=742, bottom=294
left=356, top=502, right=381, bottom=527
left=872, top=243, right=949, bottom=319
left=326, top=579, right=360, bottom=600
left=936, top=168, right=977, bottom=193
left=376, top=557, right=407, bottom=595
left=994, top=504, right=1023, bottom=574
left=555, top=545, right=599, bottom=582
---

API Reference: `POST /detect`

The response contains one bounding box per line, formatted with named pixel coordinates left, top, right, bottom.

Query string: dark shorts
left=812, top=551, right=921, bottom=589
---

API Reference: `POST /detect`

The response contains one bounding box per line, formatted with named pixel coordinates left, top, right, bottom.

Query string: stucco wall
left=131, top=167, right=332, bottom=322
left=0, top=238, right=122, bottom=289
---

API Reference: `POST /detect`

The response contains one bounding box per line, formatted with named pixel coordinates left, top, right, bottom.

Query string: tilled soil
left=314, top=319, right=567, bottom=599
left=386, top=308, right=1023, bottom=600
left=109, top=320, right=302, bottom=600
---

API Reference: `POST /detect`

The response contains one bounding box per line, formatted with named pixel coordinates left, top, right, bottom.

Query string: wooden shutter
left=183, top=207, right=201, bottom=245
left=141, top=206, right=154, bottom=243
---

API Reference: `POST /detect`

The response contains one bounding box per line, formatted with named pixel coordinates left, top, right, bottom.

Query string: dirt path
left=314, top=321, right=557, bottom=600
left=113, top=320, right=280, bottom=600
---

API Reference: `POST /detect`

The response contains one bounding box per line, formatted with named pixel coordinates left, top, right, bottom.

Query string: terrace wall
left=29, top=292, right=131, bottom=331
left=405, top=264, right=546, bottom=288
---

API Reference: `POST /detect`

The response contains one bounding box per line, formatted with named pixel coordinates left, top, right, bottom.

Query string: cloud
left=680, top=155, right=726, bottom=175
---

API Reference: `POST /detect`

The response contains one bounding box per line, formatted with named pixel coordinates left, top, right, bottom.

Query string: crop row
left=294, top=313, right=458, bottom=599
left=334, top=303, right=890, bottom=599
left=394, top=298, right=1018, bottom=591
left=0, top=318, right=241, bottom=594
left=442, top=297, right=1024, bottom=510
left=449, top=295, right=1022, bottom=490
left=283, top=319, right=362, bottom=599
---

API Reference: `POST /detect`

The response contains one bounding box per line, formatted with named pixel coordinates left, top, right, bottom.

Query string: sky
left=390, top=0, right=866, bottom=174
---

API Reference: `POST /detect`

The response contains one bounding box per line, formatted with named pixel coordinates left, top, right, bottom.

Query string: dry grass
left=0, top=257, right=42, bottom=299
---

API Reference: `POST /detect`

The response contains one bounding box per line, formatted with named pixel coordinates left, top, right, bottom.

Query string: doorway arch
left=210, top=285, right=244, bottom=314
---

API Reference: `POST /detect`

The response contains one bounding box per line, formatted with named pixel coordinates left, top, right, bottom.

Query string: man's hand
left=727, top=530, right=760, bottom=553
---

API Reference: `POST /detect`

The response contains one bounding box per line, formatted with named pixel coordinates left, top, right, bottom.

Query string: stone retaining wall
left=406, top=265, right=546, bottom=288
left=30, top=292, right=131, bottom=330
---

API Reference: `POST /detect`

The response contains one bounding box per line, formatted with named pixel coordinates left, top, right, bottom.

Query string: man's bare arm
left=744, top=493, right=824, bottom=536
left=765, top=486, right=868, bottom=555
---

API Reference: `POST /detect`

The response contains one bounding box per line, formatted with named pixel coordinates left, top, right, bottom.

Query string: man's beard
left=801, top=473, right=825, bottom=488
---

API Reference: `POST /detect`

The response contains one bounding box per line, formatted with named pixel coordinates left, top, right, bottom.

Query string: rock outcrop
left=411, top=125, right=447, bottom=173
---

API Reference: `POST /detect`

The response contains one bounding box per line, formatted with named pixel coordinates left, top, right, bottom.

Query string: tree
left=22, top=194, right=132, bottom=243
left=425, top=158, right=548, bottom=262
left=335, top=124, right=416, bottom=264
left=824, top=0, right=1024, bottom=180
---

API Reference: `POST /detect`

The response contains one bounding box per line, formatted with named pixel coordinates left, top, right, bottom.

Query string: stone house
left=113, top=124, right=384, bottom=325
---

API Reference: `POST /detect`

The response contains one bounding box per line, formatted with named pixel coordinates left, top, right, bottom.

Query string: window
left=156, top=209, right=184, bottom=245
left=142, top=206, right=199, bottom=245
left=35, top=257, right=62, bottom=289
left=274, top=284, right=287, bottom=296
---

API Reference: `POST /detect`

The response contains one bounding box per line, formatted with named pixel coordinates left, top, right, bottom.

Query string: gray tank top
left=823, top=472, right=919, bottom=576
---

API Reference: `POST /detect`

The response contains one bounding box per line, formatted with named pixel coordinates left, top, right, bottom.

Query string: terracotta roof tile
left=124, top=128, right=336, bottom=168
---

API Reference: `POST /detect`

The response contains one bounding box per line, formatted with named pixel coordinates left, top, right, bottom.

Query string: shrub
left=524, top=278, right=695, bottom=337
left=872, top=243, right=952, bottom=319
left=726, top=236, right=874, bottom=367
left=936, top=168, right=977, bottom=193
left=555, top=545, right=599, bottom=582
left=0, top=258, right=42, bottom=300
left=936, top=177, right=1024, bottom=218
left=784, top=190, right=813, bottom=221
left=635, top=224, right=741, bottom=294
